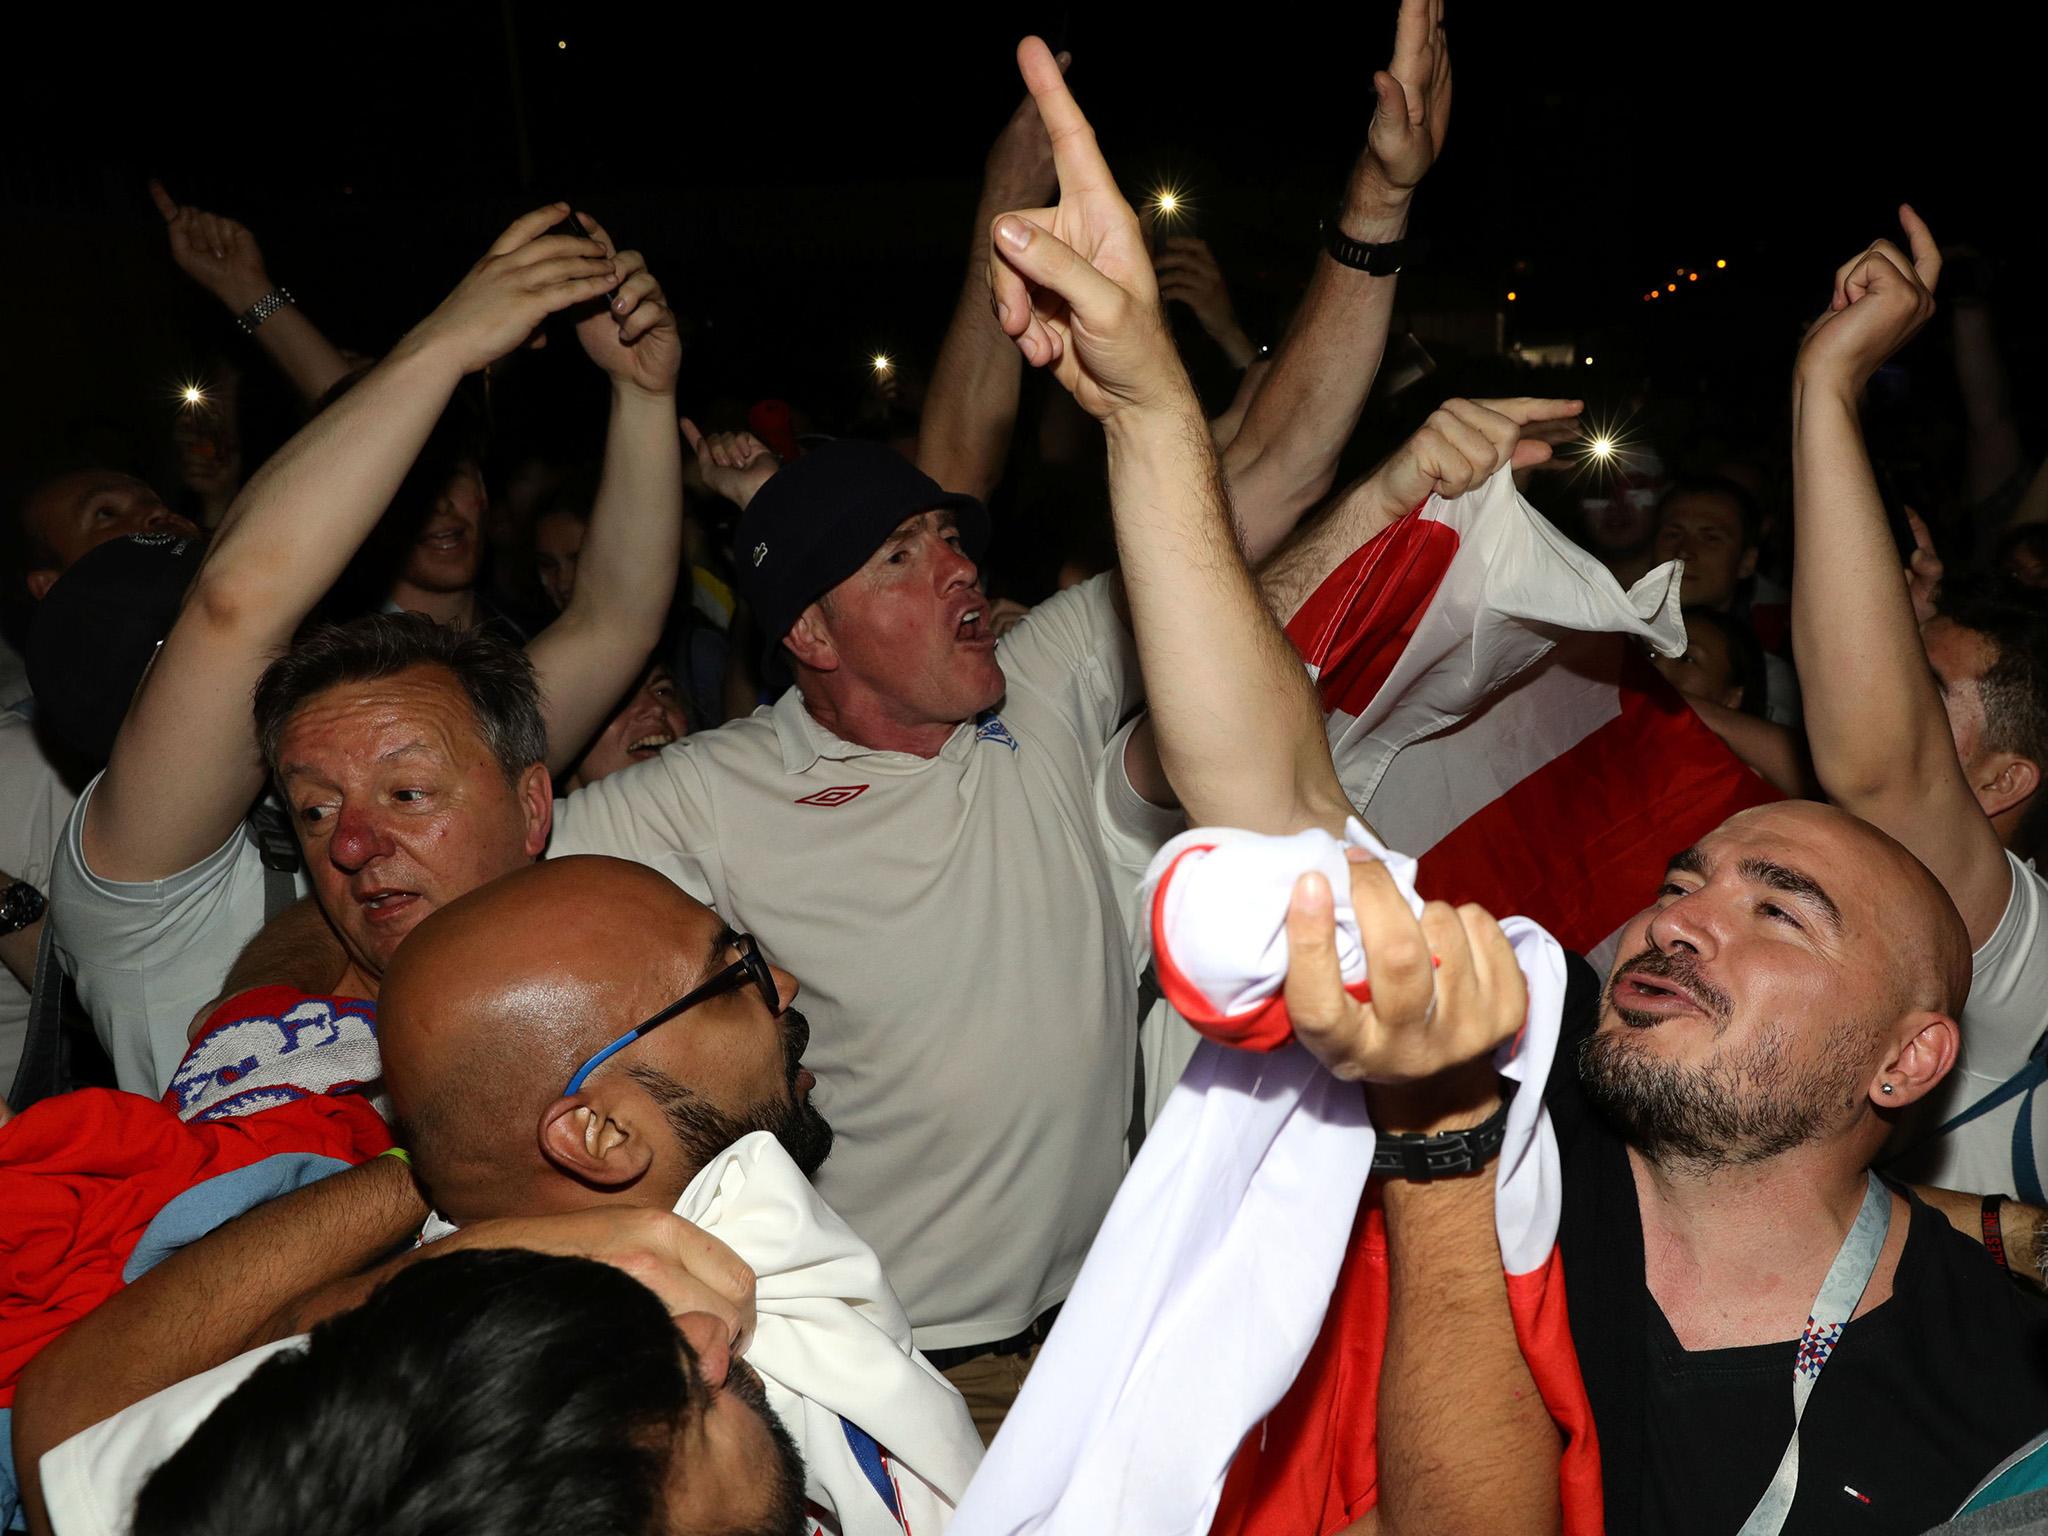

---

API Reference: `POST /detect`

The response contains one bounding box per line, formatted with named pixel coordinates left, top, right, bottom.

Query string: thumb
left=1283, top=871, right=1348, bottom=1036
left=1510, top=439, right=1555, bottom=472
left=1371, top=70, right=1406, bottom=129
left=148, top=178, right=181, bottom=224
left=679, top=417, right=704, bottom=453
left=992, top=214, right=1125, bottom=326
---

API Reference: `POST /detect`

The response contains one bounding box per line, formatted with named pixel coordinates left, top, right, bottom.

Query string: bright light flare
left=1715, top=258, right=1727, bottom=269
left=871, top=353, right=894, bottom=374
left=1564, top=411, right=1643, bottom=485
left=175, top=381, right=210, bottom=409
left=1152, top=189, right=1179, bottom=216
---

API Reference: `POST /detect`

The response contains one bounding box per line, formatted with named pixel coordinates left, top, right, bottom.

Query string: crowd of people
left=4, top=4, right=2048, bottom=1533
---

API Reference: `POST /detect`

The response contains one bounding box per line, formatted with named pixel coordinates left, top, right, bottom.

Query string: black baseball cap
left=28, top=531, right=205, bottom=765
left=733, top=440, right=989, bottom=647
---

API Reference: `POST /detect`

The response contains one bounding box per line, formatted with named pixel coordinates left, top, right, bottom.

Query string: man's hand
left=983, top=50, right=1069, bottom=206
left=1354, top=0, right=1451, bottom=216
left=407, top=203, right=622, bottom=377
left=1285, top=852, right=1526, bottom=1129
left=150, top=178, right=276, bottom=313
left=571, top=214, right=681, bottom=399
left=681, top=418, right=779, bottom=509
left=434, top=1205, right=758, bottom=1360
left=986, top=37, right=1189, bottom=425
left=1795, top=204, right=1942, bottom=396
left=1365, top=396, right=1582, bottom=522
left=1156, top=236, right=1257, bottom=367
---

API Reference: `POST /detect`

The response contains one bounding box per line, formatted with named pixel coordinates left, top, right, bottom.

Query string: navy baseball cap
left=28, top=531, right=205, bottom=765
left=733, top=440, right=989, bottom=647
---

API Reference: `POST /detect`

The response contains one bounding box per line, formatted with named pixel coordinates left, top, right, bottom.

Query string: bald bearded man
left=1539, top=802, right=2048, bottom=1534
left=377, top=856, right=982, bottom=1536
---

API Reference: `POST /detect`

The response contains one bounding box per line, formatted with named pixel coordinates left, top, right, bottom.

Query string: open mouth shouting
left=354, top=886, right=423, bottom=928
left=954, top=603, right=994, bottom=649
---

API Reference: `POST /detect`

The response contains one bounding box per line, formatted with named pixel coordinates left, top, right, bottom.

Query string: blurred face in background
left=22, top=471, right=201, bottom=600
left=1654, top=489, right=1757, bottom=610
left=399, top=462, right=489, bottom=596
left=566, top=661, right=689, bottom=791
left=1651, top=619, right=1743, bottom=711
left=534, top=508, right=586, bottom=612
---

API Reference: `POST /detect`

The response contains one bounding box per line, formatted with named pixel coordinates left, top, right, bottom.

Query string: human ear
left=539, top=1094, right=654, bottom=1189
left=1873, top=1013, right=1960, bottom=1108
left=518, top=763, right=553, bottom=855
left=783, top=602, right=838, bottom=673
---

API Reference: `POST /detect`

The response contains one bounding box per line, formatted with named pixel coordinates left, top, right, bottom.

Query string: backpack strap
left=7, top=921, right=69, bottom=1112
left=244, top=801, right=301, bottom=921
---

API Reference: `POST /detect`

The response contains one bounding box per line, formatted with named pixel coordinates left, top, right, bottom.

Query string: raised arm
left=86, top=206, right=622, bottom=883
left=1258, top=396, right=1581, bottom=624
left=1284, top=858, right=1558, bottom=1536
left=913, top=58, right=1065, bottom=501
left=150, top=180, right=354, bottom=406
left=1790, top=208, right=2013, bottom=942
left=1223, top=0, right=1451, bottom=564
left=988, top=39, right=1348, bottom=836
left=521, top=218, right=685, bottom=774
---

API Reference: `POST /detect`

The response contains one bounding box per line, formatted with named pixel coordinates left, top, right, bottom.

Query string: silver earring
left=1881, top=1083, right=1896, bottom=1096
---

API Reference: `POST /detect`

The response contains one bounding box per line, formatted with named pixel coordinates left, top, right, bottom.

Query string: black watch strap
left=0, top=879, right=48, bottom=937
left=1322, top=212, right=1423, bottom=275
left=1371, top=1092, right=1512, bottom=1181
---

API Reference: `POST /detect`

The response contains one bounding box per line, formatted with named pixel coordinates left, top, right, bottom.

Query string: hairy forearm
left=1107, top=399, right=1348, bottom=835
left=1223, top=186, right=1410, bottom=565
left=531, top=385, right=683, bottom=773
left=1257, top=463, right=1411, bottom=626
left=915, top=196, right=1027, bottom=501
left=12, top=1156, right=424, bottom=1532
left=1916, top=1186, right=2047, bottom=1289
left=1378, top=1166, right=1561, bottom=1536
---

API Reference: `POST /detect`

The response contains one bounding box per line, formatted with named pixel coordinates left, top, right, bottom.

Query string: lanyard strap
left=1735, top=1171, right=1892, bottom=1536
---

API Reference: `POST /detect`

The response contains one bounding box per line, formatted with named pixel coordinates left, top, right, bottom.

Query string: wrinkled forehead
left=33, top=470, right=153, bottom=522
left=1684, top=806, right=1883, bottom=924
left=277, top=668, right=485, bottom=767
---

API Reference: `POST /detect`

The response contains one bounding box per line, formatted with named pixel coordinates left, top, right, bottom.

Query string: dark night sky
left=3, top=1, right=2041, bottom=505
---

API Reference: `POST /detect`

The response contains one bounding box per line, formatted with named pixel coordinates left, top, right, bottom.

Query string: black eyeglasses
left=564, top=931, right=779, bottom=1095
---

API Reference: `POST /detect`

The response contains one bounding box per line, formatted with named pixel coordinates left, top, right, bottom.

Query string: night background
left=4, top=0, right=2041, bottom=592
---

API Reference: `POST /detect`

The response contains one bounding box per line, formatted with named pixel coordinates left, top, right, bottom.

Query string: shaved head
left=380, top=856, right=823, bottom=1221
left=1587, top=799, right=1970, bottom=1174
left=1721, top=801, right=1970, bottom=1018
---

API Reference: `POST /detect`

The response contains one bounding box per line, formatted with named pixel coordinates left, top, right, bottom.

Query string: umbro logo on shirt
left=794, top=784, right=869, bottom=807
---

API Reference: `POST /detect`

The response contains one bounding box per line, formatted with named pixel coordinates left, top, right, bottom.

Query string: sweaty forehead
left=278, top=669, right=483, bottom=763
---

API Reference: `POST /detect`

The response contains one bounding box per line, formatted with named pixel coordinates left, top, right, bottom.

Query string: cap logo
left=752, top=542, right=769, bottom=568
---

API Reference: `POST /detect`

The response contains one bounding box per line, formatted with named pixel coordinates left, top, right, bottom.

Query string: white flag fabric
left=950, top=820, right=1569, bottom=1536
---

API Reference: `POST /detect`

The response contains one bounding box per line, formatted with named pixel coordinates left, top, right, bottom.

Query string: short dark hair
left=1681, top=605, right=1769, bottom=717
left=132, top=1249, right=696, bottom=1536
left=253, top=612, right=547, bottom=783
left=1941, top=577, right=2048, bottom=857
left=1657, top=475, right=1762, bottom=551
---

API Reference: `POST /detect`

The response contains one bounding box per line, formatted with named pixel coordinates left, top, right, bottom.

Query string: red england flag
left=1286, top=468, right=1782, bottom=964
left=1209, top=472, right=1781, bottom=1535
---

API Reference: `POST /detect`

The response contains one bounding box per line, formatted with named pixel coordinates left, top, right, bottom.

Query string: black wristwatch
left=1322, top=209, right=1423, bottom=276
left=1371, top=1093, right=1512, bottom=1181
left=0, top=879, right=47, bottom=936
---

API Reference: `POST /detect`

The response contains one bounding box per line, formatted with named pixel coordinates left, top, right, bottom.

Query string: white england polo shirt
left=548, top=575, right=1167, bottom=1349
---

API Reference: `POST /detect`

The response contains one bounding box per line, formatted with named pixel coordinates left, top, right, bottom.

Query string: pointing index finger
left=1016, top=35, right=1112, bottom=198
left=488, top=202, right=573, bottom=259
left=1899, top=203, right=1942, bottom=291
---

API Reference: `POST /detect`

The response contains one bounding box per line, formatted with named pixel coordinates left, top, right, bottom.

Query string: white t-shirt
left=48, top=780, right=308, bottom=1095
left=0, top=711, right=80, bottom=1087
left=1893, top=852, right=2048, bottom=1199
left=549, top=575, right=1152, bottom=1349
left=41, top=1337, right=304, bottom=1536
